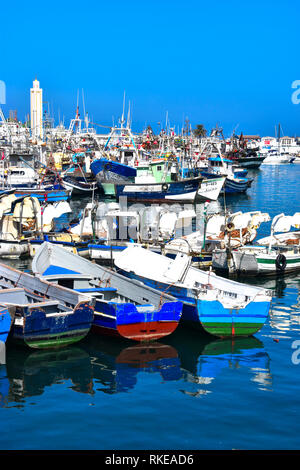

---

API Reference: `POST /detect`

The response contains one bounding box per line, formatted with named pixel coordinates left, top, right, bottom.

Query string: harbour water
left=1, top=164, right=300, bottom=450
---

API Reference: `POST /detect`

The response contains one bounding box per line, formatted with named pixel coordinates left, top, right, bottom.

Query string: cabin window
left=156, top=165, right=162, bottom=171
left=58, top=279, right=74, bottom=289
left=11, top=170, right=25, bottom=175
left=124, top=151, right=133, bottom=157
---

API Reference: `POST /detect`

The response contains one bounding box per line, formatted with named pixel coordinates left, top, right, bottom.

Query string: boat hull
left=88, top=243, right=127, bottom=260
left=200, top=172, right=251, bottom=194
left=114, top=177, right=201, bottom=203
left=12, top=301, right=94, bottom=349
left=213, top=248, right=300, bottom=276
left=92, top=299, right=182, bottom=342
left=62, top=177, right=98, bottom=195
left=116, top=268, right=269, bottom=338
left=91, top=158, right=136, bottom=184
left=232, top=155, right=265, bottom=169
left=197, top=177, right=225, bottom=202
left=0, top=239, right=29, bottom=259
left=29, top=239, right=90, bottom=258
left=14, top=189, right=71, bottom=202
left=223, top=177, right=252, bottom=194
left=233, top=251, right=300, bottom=275
left=197, top=299, right=270, bottom=337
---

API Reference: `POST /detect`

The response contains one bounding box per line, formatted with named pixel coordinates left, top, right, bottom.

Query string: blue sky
left=1, top=0, right=300, bottom=136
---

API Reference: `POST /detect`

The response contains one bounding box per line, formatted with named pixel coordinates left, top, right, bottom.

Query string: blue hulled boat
left=113, top=246, right=272, bottom=338
left=0, top=263, right=94, bottom=349
left=201, top=155, right=252, bottom=194
left=114, top=177, right=202, bottom=203
left=113, top=159, right=202, bottom=203
left=91, top=158, right=136, bottom=183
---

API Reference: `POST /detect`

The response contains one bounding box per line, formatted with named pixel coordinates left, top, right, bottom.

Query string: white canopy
left=271, top=213, right=293, bottom=233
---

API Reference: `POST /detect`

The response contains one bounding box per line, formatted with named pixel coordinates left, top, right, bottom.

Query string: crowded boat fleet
left=0, top=83, right=299, bottom=352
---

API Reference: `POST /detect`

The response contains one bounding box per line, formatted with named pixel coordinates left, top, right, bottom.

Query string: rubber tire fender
left=275, top=253, right=287, bottom=272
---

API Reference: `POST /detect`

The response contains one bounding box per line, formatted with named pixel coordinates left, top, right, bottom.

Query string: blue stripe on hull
left=198, top=299, right=270, bottom=324
left=91, top=158, right=136, bottom=180
left=115, top=178, right=200, bottom=201
left=88, top=244, right=127, bottom=251
left=15, top=191, right=70, bottom=202
left=0, top=307, right=12, bottom=343
left=223, top=179, right=249, bottom=193
left=12, top=304, right=93, bottom=346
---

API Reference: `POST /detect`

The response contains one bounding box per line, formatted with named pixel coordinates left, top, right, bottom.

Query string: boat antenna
left=121, top=91, right=126, bottom=128
left=82, top=89, right=86, bottom=119
left=127, top=101, right=131, bottom=129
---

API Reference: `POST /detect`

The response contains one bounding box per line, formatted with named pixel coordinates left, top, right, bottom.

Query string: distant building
left=242, top=135, right=260, bottom=141
left=30, top=78, right=43, bottom=141
left=280, top=136, right=296, bottom=146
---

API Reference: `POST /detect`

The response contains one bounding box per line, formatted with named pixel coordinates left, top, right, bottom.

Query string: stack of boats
left=0, top=163, right=73, bottom=202
left=0, top=229, right=275, bottom=352
left=0, top=193, right=73, bottom=258
left=50, top=200, right=271, bottom=268
left=31, top=242, right=272, bottom=339
left=163, top=210, right=270, bottom=269
left=91, top=154, right=226, bottom=203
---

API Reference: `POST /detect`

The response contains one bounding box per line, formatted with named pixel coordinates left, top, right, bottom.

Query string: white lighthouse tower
left=30, top=78, right=43, bottom=141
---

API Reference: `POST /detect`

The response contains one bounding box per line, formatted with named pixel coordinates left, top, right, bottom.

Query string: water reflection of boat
left=254, top=272, right=300, bottom=333
left=240, top=272, right=300, bottom=298
left=164, top=327, right=272, bottom=392
left=0, top=362, right=9, bottom=407
left=4, top=345, right=93, bottom=405
left=1, top=329, right=273, bottom=405
left=197, top=337, right=271, bottom=384
left=84, top=336, right=182, bottom=394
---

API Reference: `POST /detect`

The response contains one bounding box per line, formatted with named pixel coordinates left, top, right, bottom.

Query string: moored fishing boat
left=213, top=244, right=300, bottom=276
left=163, top=210, right=270, bottom=269
left=113, top=245, right=272, bottom=338
left=200, top=155, right=253, bottom=194
left=91, top=157, right=137, bottom=197
left=0, top=262, right=94, bottom=349
left=29, top=234, right=90, bottom=258
left=32, top=242, right=183, bottom=342
left=115, top=177, right=202, bottom=203
left=114, top=159, right=203, bottom=203
left=0, top=196, right=73, bottom=259
left=62, top=175, right=98, bottom=195
left=228, top=151, right=265, bottom=169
